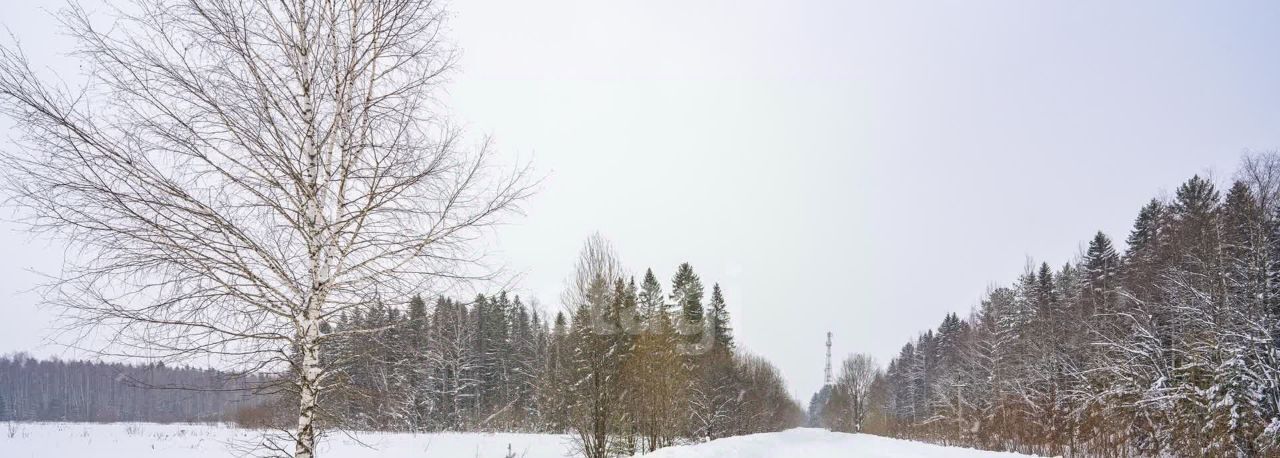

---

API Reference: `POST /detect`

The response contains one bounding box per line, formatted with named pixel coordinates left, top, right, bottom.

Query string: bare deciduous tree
left=561, top=233, right=625, bottom=334
left=0, top=1, right=530, bottom=456
left=818, top=353, right=878, bottom=434
left=561, top=234, right=624, bottom=458
left=838, top=354, right=878, bottom=433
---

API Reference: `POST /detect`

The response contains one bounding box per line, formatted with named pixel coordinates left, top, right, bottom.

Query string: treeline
left=1, top=236, right=802, bottom=455
left=296, top=235, right=802, bottom=456
left=309, top=291, right=550, bottom=431
left=0, top=354, right=265, bottom=423
left=819, top=155, right=1280, bottom=457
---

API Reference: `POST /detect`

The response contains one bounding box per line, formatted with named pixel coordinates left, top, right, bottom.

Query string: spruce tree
left=933, top=313, right=962, bottom=371
left=408, top=294, right=428, bottom=347
left=1082, top=231, right=1119, bottom=315
left=670, top=263, right=705, bottom=347
left=1170, top=175, right=1221, bottom=269
left=1171, top=174, right=1220, bottom=218
left=912, top=331, right=936, bottom=422
left=542, top=311, right=571, bottom=431
left=1035, top=262, right=1056, bottom=313
left=892, top=342, right=917, bottom=424
left=510, top=295, right=537, bottom=426
left=639, top=268, right=666, bottom=320
left=707, top=284, right=733, bottom=350
left=1221, top=182, right=1265, bottom=303
left=1125, top=199, right=1167, bottom=263
left=406, top=294, right=429, bottom=428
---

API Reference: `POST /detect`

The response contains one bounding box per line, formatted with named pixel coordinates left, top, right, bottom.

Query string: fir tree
left=1082, top=231, right=1120, bottom=315
left=1171, top=174, right=1220, bottom=218
left=408, top=294, right=428, bottom=344
left=1034, top=262, right=1056, bottom=314
left=406, top=294, right=430, bottom=428
left=707, top=284, right=733, bottom=351
left=933, top=313, right=963, bottom=372
left=670, top=263, right=705, bottom=348
left=543, top=311, right=572, bottom=431
left=638, top=268, right=666, bottom=320
left=1125, top=199, right=1167, bottom=264
left=1221, top=181, right=1266, bottom=304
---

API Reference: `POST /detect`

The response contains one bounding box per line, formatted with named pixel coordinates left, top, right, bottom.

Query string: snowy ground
left=0, top=422, right=575, bottom=458
left=0, top=423, right=1034, bottom=457
left=643, top=428, right=1036, bottom=458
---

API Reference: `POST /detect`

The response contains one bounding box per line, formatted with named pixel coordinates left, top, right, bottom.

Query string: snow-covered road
left=0, top=423, right=1034, bottom=457
left=640, top=428, right=1034, bottom=458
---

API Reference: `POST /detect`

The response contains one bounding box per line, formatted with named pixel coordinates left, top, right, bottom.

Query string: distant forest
left=0, top=354, right=264, bottom=423
left=814, top=153, right=1280, bottom=457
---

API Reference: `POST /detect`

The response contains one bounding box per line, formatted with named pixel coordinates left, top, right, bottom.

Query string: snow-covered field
left=0, top=423, right=575, bottom=458
left=0, top=423, right=1034, bottom=457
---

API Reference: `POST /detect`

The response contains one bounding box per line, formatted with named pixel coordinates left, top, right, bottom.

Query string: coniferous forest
left=814, top=154, right=1280, bottom=457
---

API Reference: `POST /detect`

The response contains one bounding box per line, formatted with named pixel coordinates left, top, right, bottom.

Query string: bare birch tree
left=0, top=1, right=530, bottom=456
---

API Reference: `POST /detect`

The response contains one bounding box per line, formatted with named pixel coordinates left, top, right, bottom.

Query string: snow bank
left=634, top=428, right=1037, bottom=458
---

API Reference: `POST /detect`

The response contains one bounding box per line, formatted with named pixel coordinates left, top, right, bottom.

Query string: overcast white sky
left=1, top=0, right=1276, bottom=400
